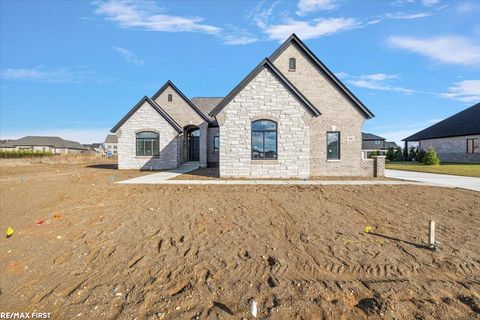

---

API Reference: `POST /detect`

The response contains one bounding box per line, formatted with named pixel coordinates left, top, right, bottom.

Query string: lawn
left=386, top=162, right=480, bottom=177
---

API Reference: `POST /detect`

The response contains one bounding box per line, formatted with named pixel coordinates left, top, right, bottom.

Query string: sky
left=1, top=0, right=479, bottom=144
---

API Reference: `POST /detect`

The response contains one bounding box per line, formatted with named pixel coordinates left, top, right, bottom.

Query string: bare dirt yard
left=1, top=158, right=479, bottom=319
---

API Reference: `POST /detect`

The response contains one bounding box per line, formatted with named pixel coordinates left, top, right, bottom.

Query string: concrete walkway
left=385, top=169, right=480, bottom=192
left=119, top=163, right=199, bottom=184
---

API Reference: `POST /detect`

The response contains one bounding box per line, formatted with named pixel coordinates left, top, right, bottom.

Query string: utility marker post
left=428, top=220, right=437, bottom=250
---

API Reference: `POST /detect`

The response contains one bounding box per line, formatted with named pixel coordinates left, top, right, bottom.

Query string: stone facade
left=271, top=43, right=367, bottom=176
left=207, top=126, right=220, bottom=165
left=116, top=100, right=179, bottom=170
left=420, top=135, right=480, bottom=163
left=154, top=85, right=208, bottom=167
left=216, top=68, right=311, bottom=178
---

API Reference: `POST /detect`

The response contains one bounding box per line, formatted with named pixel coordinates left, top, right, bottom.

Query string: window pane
left=214, top=136, right=219, bottom=152
left=252, top=131, right=264, bottom=159
left=152, top=138, right=159, bottom=156
left=137, top=131, right=158, bottom=139
left=252, top=120, right=276, bottom=131
left=264, top=131, right=277, bottom=159
left=289, top=58, right=296, bottom=70
left=467, top=139, right=473, bottom=153
left=474, top=139, right=479, bottom=153
left=327, top=132, right=340, bottom=160
left=136, top=139, right=144, bottom=156
left=144, top=140, right=152, bottom=155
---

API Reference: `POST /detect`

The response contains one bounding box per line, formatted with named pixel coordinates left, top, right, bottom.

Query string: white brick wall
left=218, top=68, right=310, bottom=178
left=116, top=101, right=179, bottom=170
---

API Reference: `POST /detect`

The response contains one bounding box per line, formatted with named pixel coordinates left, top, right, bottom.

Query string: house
left=403, top=102, right=479, bottom=163
left=83, top=143, right=106, bottom=156
left=111, top=34, right=385, bottom=178
left=362, top=133, right=398, bottom=158
left=0, top=136, right=88, bottom=154
left=104, top=134, right=118, bottom=156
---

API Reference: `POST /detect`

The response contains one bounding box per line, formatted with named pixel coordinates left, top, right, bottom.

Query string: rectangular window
left=327, top=132, right=340, bottom=160
left=289, top=58, right=296, bottom=70
left=467, top=138, right=479, bottom=154
left=213, top=136, right=219, bottom=153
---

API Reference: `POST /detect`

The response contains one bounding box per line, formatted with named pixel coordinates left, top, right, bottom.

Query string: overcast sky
left=1, top=0, right=479, bottom=143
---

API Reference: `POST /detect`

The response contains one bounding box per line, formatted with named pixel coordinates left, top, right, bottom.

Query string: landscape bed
left=1, top=159, right=479, bottom=319
left=386, top=162, right=480, bottom=178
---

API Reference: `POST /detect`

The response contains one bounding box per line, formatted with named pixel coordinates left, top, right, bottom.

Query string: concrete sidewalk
left=119, top=176, right=440, bottom=187
left=385, top=169, right=480, bottom=192
left=119, top=163, right=199, bottom=184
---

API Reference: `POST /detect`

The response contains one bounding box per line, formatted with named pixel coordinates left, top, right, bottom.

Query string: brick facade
left=419, top=135, right=480, bottom=163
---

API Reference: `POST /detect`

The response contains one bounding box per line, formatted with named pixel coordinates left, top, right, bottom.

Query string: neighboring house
left=83, top=143, right=106, bottom=156
left=0, top=136, right=88, bottom=154
left=111, top=34, right=385, bottom=178
left=403, top=102, right=480, bottom=163
left=105, top=134, right=118, bottom=156
left=362, top=133, right=398, bottom=158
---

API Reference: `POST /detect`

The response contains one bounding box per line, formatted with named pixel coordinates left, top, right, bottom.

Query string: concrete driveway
left=385, top=169, right=480, bottom=192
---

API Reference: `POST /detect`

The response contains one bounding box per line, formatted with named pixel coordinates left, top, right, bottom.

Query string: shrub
left=369, top=150, right=379, bottom=158
left=409, top=146, right=418, bottom=161
left=395, top=147, right=404, bottom=161
left=417, top=148, right=427, bottom=163
left=422, top=147, right=440, bottom=165
left=0, top=150, right=54, bottom=158
left=386, top=147, right=395, bottom=161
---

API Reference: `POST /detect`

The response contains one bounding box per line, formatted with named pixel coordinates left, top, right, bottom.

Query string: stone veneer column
left=373, top=156, right=386, bottom=177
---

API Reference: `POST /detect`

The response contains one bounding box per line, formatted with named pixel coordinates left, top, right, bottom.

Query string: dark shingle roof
left=403, top=102, right=480, bottom=141
left=385, top=141, right=399, bottom=149
left=7, top=136, right=87, bottom=150
left=105, top=134, right=118, bottom=143
left=362, top=133, right=386, bottom=141
left=190, top=97, right=223, bottom=121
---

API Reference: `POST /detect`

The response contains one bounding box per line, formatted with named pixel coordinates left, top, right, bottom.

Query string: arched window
left=168, top=94, right=173, bottom=102
left=136, top=131, right=159, bottom=156
left=251, top=120, right=277, bottom=160
left=289, top=57, right=296, bottom=71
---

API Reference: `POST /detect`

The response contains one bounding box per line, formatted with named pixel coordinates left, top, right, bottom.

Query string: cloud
left=421, top=0, right=439, bottom=6
left=112, top=46, right=145, bottom=65
left=387, top=35, right=480, bottom=66
left=440, top=80, right=480, bottom=103
left=1, top=66, right=95, bottom=83
left=342, top=73, right=420, bottom=94
left=296, top=0, right=336, bottom=16
left=94, top=0, right=258, bottom=45
left=385, top=12, right=432, bottom=19
left=260, top=17, right=358, bottom=42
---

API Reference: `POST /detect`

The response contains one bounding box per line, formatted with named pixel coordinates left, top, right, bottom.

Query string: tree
left=423, top=147, right=440, bottom=165
left=417, top=148, right=427, bottom=163
left=369, top=150, right=379, bottom=158
left=386, top=147, right=395, bottom=161
left=395, top=147, right=404, bottom=161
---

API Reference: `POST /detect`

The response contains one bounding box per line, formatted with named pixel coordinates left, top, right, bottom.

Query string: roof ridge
left=209, top=57, right=320, bottom=117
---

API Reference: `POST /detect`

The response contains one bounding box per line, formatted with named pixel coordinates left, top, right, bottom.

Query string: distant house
left=83, top=143, right=106, bottom=156
left=403, top=102, right=480, bottom=163
left=105, top=134, right=118, bottom=156
left=0, top=136, right=88, bottom=154
left=362, top=133, right=398, bottom=158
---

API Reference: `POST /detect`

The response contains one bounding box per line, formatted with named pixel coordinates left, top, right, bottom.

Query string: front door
left=187, top=129, right=200, bottom=162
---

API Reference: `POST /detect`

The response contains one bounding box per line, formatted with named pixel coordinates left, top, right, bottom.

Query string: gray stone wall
left=216, top=68, right=311, bottom=178
left=116, top=100, right=179, bottom=170
left=420, top=135, right=480, bottom=163
left=271, top=43, right=369, bottom=176
left=207, top=127, right=219, bottom=165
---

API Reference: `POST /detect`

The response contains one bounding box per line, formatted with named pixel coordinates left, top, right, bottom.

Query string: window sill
left=327, top=159, right=341, bottom=162
left=136, top=156, right=159, bottom=159
left=251, top=159, right=278, bottom=165
left=288, top=69, right=296, bottom=72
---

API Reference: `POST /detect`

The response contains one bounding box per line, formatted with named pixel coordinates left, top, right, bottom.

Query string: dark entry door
left=188, top=129, right=200, bottom=162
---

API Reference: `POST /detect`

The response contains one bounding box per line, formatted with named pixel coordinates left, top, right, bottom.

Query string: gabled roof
left=209, top=58, right=321, bottom=117
left=5, top=136, right=88, bottom=150
left=191, top=97, right=223, bottom=121
left=105, top=134, right=118, bottom=143
left=404, top=102, right=480, bottom=141
left=152, top=80, right=211, bottom=123
left=110, top=96, right=182, bottom=133
left=270, top=33, right=374, bottom=119
left=362, top=132, right=385, bottom=141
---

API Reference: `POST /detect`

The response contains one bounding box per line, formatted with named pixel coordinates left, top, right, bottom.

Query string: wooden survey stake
left=429, top=220, right=436, bottom=250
